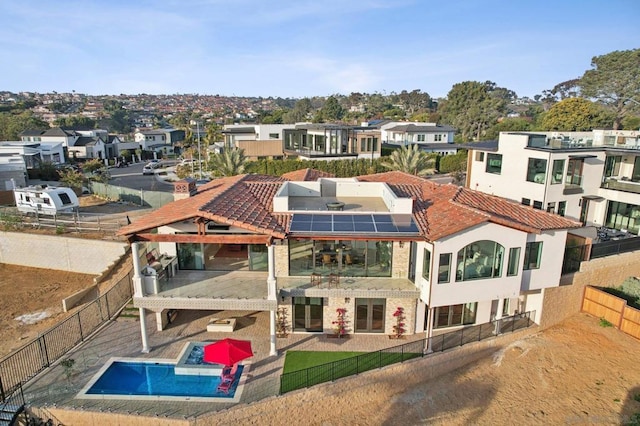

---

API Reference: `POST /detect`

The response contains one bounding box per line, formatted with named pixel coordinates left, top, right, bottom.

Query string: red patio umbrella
left=203, top=338, right=253, bottom=366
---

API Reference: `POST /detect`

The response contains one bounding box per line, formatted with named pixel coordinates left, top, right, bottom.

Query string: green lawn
left=283, top=351, right=365, bottom=373
left=280, top=350, right=423, bottom=394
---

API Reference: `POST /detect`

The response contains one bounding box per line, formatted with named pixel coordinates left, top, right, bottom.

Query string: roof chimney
left=173, top=178, right=196, bottom=201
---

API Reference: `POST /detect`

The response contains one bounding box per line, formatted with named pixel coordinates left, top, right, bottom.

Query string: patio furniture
left=221, top=363, right=239, bottom=381
left=217, top=376, right=236, bottom=394
left=310, top=272, right=322, bottom=286
left=322, top=254, right=335, bottom=268
left=206, top=318, right=237, bottom=332
left=328, top=273, right=340, bottom=288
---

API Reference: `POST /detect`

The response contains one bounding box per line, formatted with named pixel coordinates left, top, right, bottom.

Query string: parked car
left=142, top=162, right=162, bottom=175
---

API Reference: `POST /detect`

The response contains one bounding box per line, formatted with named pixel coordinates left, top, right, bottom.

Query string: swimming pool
left=77, top=357, right=246, bottom=402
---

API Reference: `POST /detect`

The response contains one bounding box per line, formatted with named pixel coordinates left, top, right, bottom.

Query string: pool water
left=86, top=361, right=243, bottom=398
left=185, top=345, right=204, bottom=364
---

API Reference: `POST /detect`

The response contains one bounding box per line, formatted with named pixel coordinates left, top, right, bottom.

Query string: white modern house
left=380, top=122, right=456, bottom=154
left=134, top=128, right=186, bottom=154
left=466, top=130, right=640, bottom=236
left=118, top=170, right=579, bottom=355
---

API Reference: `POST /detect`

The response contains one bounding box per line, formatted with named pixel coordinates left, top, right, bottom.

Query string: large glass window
left=603, top=156, right=621, bottom=179
left=422, top=249, right=431, bottom=281
left=526, top=158, right=547, bottom=183
left=566, top=158, right=584, bottom=186
left=507, top=247, right=520, bottom=276
left=633, top=157, right=640, bottom=182
left=551, top=159, right=565, bottom=184
left=455, top=240, right=504, bottom=281
left=558, top=201, right=567, bottom=216
left=288, top=239, right=393, bottom=277
left=433, top=303, right=478, bottom=328
left=486, top=154, right=502, bottom=174
left=604, top=201, right=640, bottom=235
left=177, top=243, right=204, bottom=270
left=438, top=253, right=451, bottom=284
left=523, top=242, right=543, bottom=270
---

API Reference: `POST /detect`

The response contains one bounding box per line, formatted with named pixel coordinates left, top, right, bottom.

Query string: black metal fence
left=280, top=311, right=535, bottom=394
left=561, top=235, right=640, bottom=274
left=590, top=236, right=640, bottom=259
left=0, top=273, right=133, bottom=401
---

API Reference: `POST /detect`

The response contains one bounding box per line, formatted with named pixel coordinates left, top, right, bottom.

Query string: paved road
left=109, top=161, right=177, bottom=192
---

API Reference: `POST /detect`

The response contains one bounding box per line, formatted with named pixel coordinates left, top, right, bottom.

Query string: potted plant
left=391, top=307, right=406, bottom=339
left=331, top=307, right=348, bottom=338
left=276, top=307, right=289, bottom=337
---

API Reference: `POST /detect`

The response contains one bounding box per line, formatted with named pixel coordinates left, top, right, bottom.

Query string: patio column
left=494, top=298, right=505, bottom=335
left=131, top=242, right=144, bottom=297
left=269, top=309, right=277, bottom=356
left=139, top=307, right=150, bottom=353
left=267, top=244, right=276, bottom=300
left=424, top=307, right=434, bottom=354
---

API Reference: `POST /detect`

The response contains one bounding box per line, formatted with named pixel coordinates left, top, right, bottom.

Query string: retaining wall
left=541, top=250, right=640, bottom=329
left=0, top=232, right=128, bottom=274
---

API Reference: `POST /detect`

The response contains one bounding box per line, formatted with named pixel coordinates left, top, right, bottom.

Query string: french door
left=293, top=297, right=323, bottom=332
left=355, top=298, right=385, bottom=333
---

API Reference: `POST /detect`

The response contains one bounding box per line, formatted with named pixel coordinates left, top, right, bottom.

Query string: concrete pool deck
left=23, top=309, right=426, bottom=420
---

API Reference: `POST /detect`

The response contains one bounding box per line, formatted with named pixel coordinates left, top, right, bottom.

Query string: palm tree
left=380, top=144, right=435, bottom=176
left=209, top=148, right=248, bottom=176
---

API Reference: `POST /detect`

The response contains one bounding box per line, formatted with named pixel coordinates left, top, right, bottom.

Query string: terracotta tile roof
left=451, top=188, right=582, bottom=234
left=357, top=171, right=581, bottom=240
left=119, top=170, right=581, bottom=242
left=117, top=174, right=288, bottom=238
left=281, top=168, right=335, bottom=181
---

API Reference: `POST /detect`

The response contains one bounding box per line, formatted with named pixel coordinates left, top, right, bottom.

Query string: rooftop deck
left=288, top=196, right=389, bottom=212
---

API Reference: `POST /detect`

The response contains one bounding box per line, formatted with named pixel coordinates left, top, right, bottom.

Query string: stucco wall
left=540, top=250, right=640, bottom=329
left=0, top=232, right=128, bottom=274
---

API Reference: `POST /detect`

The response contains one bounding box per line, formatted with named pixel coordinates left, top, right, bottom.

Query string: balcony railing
left=601, top=178, right=640, bottom=194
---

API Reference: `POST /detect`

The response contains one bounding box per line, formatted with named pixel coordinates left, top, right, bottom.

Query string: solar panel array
left=290, top=213, right=419, bottom=234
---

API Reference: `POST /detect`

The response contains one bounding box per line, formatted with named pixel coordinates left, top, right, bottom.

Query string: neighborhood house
left=117, top=170, right=580, bottom=356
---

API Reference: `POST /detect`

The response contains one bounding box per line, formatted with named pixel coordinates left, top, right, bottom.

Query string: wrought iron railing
left=0, top=273, right=132, bottom=400
left=280, top=311, right=535, bottom=394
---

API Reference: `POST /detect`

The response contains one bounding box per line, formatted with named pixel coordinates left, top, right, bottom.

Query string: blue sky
left=1, top=0, right=638, bottom=99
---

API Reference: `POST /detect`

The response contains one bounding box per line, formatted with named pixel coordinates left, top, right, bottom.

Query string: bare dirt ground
left=0, top=195, right=143, bottom=357
left=0, top=264, right=95, bottom=357
left=210, top=313, right=640, bottom=425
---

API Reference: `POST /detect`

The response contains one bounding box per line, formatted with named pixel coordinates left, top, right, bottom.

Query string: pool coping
left=75, top=349, right=251, bottom=403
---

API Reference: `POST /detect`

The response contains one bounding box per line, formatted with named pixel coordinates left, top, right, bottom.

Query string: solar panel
left=290, top=213, right=419, bottom=235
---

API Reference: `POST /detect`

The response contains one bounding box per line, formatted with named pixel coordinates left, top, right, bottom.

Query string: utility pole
left=196, top=121, right=202, bottom=179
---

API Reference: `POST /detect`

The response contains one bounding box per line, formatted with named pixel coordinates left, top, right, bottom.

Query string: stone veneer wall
left=274, top=244, right=289, bottom=277
left=391, top=242, right=410, bottom=279
left=0, top=231, right=128, bottom=274
left=540, top=250, right=640, bottom=330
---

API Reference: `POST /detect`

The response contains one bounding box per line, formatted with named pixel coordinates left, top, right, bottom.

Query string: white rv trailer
left=13, top=185, right=79, bottom=215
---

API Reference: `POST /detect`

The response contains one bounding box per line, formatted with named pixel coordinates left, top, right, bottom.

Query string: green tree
left=380, top=144, right=435, bottom=176
left=485, top=118, right=532, bottom=140
left=54, top=115, right=96, bottom=129
left=0, top=110, right=48, bottom=140
left=283, top=98, right=313, bottom=123
left=439, top=81, right=506, bottom=141
left=579, top=48, right=640, bottom=129
left=319, top=96, right=345, bottom=122
left=539, top=98, right=614, bottom=131
left=58, top=169, right=84, bottom=190
left=209, top=148, right=248, bottom=176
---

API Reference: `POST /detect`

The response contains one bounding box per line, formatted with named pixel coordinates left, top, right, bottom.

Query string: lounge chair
left=217, top=376, right=236, bottom=394
left=221, top=363, right=239, bottom=381
left=217, top=365, right=239, bottom=395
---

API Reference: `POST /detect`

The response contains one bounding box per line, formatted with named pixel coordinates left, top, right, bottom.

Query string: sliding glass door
left=354, top=298, right=385, bottom=333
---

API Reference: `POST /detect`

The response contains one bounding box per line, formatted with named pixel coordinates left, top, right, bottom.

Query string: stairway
left=117, top=300, right=140, bottom=321
left=0, top=403, right=23, bottom=426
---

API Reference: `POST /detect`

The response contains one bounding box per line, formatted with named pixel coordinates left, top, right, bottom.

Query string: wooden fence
left=581, top=286, right=640, bottom=340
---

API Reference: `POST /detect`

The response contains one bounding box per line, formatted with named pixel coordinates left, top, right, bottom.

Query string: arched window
left=455, top=240, right=504, bottom=281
